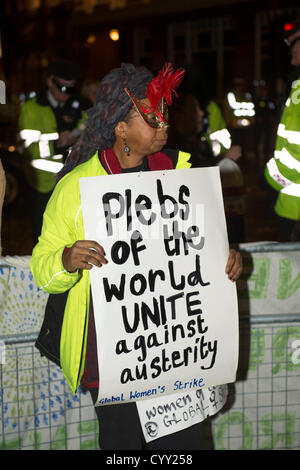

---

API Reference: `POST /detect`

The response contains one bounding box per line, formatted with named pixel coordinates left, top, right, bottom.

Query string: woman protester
left=31, top=63, right=242, bottom=450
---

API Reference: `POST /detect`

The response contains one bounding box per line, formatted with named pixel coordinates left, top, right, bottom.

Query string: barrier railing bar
left=242, top=314, right=300, bottom=324
left=1, top=333, right=39, bottom=344
left=239, top=241, right=300, bottom=253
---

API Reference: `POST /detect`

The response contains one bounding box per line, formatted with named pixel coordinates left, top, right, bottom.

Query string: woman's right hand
left=62, top=240, right=107, bottom=272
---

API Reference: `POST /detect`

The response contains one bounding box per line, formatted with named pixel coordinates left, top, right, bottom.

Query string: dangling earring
left=123, top=138, right=130, bottom=156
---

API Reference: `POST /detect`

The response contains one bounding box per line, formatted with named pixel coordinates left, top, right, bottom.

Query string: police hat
left=47, top=59, right=81, bottom=81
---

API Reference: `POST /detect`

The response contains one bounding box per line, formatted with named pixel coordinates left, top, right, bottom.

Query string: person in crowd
left=253, top=80, right=276, bottom=163
left=168, top=92, right=246, bottom=244
left=169, top=65, right=242, bottom=166
left=81, top=79, right=101, bottom=108
left=223, top=77, right=255, bottom=158
left=18, top=59, right=85, bottom=243
left=0, top=158, right=5, bottom=255
left=265, top=23, right=300, bottom=241
left=30, top=63, right=242, bottom=450
left=206, top=99, right=241, bottom=161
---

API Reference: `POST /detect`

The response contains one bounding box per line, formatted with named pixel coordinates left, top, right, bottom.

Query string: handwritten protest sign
left=79, top=167, right=239, bottom=406
left=136, top=385, right=228, bottom=443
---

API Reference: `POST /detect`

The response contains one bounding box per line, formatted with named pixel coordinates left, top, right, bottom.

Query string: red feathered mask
left=146, top=63, right=185, bottom=112
left=125, top=63, right=185, bottom=128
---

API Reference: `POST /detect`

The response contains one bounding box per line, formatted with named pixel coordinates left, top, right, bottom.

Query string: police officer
left=18, top=59, right=85, bottom=243
left=265, top=24, right=300, bottom=240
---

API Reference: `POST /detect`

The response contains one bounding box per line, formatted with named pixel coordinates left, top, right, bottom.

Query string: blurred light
left=212, top=141, right=221, bottom=156
left=237, top=119, right=250, bottom=127
left=41, top=57, right=48, bottom=68
left=19, top=92, right=26, bottom=106
left=29, top=91, right=36, bottom=99
left=284, top=22, right=296, bottom=32
left=8, top=146, right=15, bottom=152
left=87, top=34, right=96, bottom=45
left=234, top=109, right=255, bottom=117
left=210, top=129, right=232, bottom=150
left=109, top=29, right=119, bottom=41
left=227, top=92, right=255, bottom=110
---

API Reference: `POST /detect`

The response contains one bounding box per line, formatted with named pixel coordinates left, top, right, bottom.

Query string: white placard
left=136, top=385, right=228, bottom=443
left=79, top=167, right=239, bottom=405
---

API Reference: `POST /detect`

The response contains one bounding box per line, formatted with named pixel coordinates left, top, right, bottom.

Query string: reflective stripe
left=74, top=205, right=82, bottom=231
left=227, top=92, right=255, bottom=110
left=39, top=140, right=50, bottom=158
left=233, top=109, right=255, bottom=117
left=40, top=270, right=67, bottom=289
left=227, top=92, right=255, bottom=117
left=19, top=129, right=41, bottom=147
left=30, top=159, right=64, bottom=173
left=39, top=132, right=59, bottom=158
left=227, top=92, right=236, bottom=108
left=281, top=183, right=300, bottom=198
left=19, top=129, right=59, bottom=157
left=41, top=132, right=59, bottom=141
left=211, top=141, right=221, bottom=156
left=274, top=147, right=300, bottom=172
left=52, top=154, right=63, bottom=160
left=277, top=123, right=300, bottom=145
left=209, top=129, right=232, bottom=150
left=266, top=157, right=292, bottom=188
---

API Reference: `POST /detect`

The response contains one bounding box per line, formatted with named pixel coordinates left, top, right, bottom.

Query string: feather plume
left=146, top=63, right=185, bottom=111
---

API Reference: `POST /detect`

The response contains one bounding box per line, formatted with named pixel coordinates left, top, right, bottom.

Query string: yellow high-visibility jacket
left=265, top=79, right=300, bottom=220
left=18, top=95, right=85, bottom=193
left=31, top=150, right=191, bottom=394
left=206, top=100, right=232, bottom=157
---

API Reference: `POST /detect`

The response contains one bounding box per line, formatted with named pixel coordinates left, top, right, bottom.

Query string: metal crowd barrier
left=0, top=335, right=98, bottom=450
left=210, top=318, right=300, bottom=450
left=209, top=242, right=300, bottom=450
left=1, top=244, right=300, bottom=450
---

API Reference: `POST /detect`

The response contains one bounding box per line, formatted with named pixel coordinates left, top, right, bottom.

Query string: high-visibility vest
left=206, top=101, right=246, bottom=217
left=265, top=79, right=300, bottom=220
left=18, top=97, right=85, bottom=193
left=18, top=97, right=64, bottom=193
left=223, top=90, right=255, bottom=128
left=206, top=100, right=232, bottom=156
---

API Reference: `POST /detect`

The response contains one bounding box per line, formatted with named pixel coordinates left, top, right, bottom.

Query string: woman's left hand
left=225, top=248, right=243, bottom=282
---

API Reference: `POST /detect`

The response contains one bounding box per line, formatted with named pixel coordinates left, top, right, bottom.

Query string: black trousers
left=89, top=389, right=207, bottom=450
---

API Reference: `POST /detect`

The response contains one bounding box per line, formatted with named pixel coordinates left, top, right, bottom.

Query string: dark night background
left=0, top=0, right=299, bottom=255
